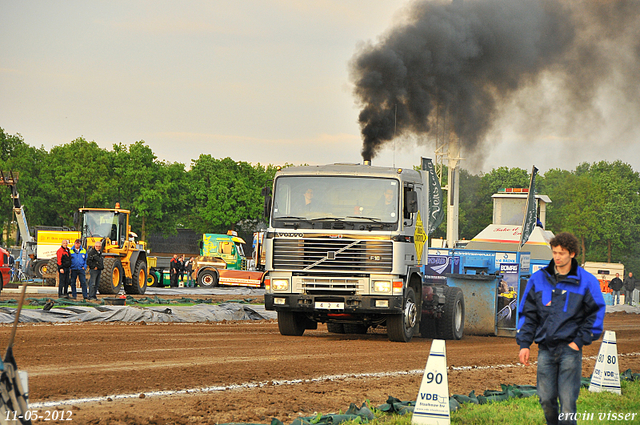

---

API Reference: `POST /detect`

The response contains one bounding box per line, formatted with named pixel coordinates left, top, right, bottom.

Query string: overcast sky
left=2, top=0, right=639, bottom=174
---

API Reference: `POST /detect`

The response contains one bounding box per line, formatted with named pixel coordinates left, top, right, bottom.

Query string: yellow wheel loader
left=78, top=203, right=148, bottom=295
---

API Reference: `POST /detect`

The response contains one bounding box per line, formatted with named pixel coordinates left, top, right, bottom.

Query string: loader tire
left=126, top=260, right=147, bottom=295
left=43, top=258, right=58, bottom=286
left=99, top=258, right=124, bottom=295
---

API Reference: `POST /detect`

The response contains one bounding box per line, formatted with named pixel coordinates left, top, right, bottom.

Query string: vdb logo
left=420, top=393, right=439, bottom=401
left=419, top=392, right=445, bottom=404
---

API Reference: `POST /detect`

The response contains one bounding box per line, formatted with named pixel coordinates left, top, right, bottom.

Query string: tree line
left=2, top=128, right=639, bottom=274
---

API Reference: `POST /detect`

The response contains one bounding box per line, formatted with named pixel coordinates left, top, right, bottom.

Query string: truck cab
left=263, top=162, right=463, bottom=342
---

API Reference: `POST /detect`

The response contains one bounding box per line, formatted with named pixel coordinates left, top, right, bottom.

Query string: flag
left=421, top=158, right=445, bottom=235
left=519, top=166, right=538, bottom=249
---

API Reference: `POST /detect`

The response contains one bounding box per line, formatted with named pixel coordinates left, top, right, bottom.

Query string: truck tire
left=198, top=270, right=218, bottom=287
left=326, top=323, right=345, bottom=334
left=147, top=271, right=159, bottom=287
left=34, top=260, right=49, bottom=279
left=387, top=287, right=418, bottom=342
left=343, top=323, right=368, bottom=334
left=126, top=260, right=147, bottom=295
left=277, top=311, right=306, bottom=336
left=439, top=286, right=465, bottom=340
left=99, top=258, right=124, bottom=295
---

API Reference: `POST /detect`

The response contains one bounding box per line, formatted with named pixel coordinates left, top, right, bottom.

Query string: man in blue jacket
left=69, top=239, right=88, bottom=300
left=517, top=232, right=606, bottom=425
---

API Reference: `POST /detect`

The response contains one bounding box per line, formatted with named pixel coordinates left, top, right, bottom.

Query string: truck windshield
left=272, top=176, right=399, bottom=227
left=83, top=211, right=122, bottom=242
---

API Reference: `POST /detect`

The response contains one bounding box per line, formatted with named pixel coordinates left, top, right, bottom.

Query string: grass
left=339, top=379, right=640, bottom=425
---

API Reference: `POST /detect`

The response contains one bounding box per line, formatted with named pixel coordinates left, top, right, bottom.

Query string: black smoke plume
left=350, top=0, right=640, bottom=163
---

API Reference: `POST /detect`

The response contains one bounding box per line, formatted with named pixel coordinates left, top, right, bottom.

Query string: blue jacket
left=516, top=258, right=606, bottom=350
left=69, top=246, right=87, bottom=271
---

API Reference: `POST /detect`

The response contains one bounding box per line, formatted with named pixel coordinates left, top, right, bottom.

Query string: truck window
left=272, top=176, right=399, bottom=225
left=221, top=242, right=234, bottom=255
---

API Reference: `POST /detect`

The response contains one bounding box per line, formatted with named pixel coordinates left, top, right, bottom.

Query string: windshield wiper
left=345, top=216, right=382, bottom=222
left=309, top=216, right=348, bottom=222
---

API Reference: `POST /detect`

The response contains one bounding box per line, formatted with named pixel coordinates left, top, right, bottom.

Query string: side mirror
left=406, top=190, right=418, bottom=214
left=263, top=196, right=272, bottom=219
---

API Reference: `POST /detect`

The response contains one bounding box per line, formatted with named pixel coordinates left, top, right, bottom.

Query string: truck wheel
left=387, top=287, right=418, bottom=342
left=326, top=323, right=345, bottom=334
left=99, top=258, right=124, bottom=295
left=126, top=260, right=147, bottom=295
left=439, top=286, right=465, bottom=340
left=34, top=260, right=49, bottom=279
left=277, top=311, right=306, bottom=336
left=147, top=271, right=159, bottom=287
left=198, top=270, right=218, bottom=287
left=343, top=323, right=368, bottom=334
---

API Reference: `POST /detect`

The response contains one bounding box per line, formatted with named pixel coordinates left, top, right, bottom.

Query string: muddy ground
left=1, top=291, right=639, bottom=425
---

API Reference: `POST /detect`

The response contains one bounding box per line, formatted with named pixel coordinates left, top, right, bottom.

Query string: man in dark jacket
left=169, top=254, right=179, bottom=288
left=56, top=240, right=72, bottom=298
left=517, top=232, right=606, bottom=425
left=608, top=273, right=623, bottom=306
left=86, top=240, right=104, bottom=301
left=623, top=272, right=635, bottom=306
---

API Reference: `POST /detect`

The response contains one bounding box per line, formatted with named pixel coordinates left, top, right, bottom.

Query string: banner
left=421, top=158, right=444, bottom=235
left=519, top=166, right=538, bottom=249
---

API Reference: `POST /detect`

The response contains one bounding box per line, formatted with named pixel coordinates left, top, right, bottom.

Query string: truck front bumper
left=265, top=293, right=404, bottom=315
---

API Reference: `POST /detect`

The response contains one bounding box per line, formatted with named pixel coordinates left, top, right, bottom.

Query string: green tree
left=0, top=129, right=53, bottom=243
left=46, top=138, right=112, bottom=226
left=585, top=161, right=640, bottom=263
left=186, top=156, right=275, bottom=234
left=107, top=141, right=186, bottom=240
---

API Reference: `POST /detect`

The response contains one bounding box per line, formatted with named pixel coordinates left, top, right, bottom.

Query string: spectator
left=86, top=240, right=104, bottom=301
left=56, top=240, right=72, bottom=298
left=623, top=272, right=635, bottom=306
left=169, top=254, right=179, bottom=288
left=185, top=257, right=194, bottom=287
left=608, top=273, right=623, bottom=306
left=178, top=255, right=186, bottom=283
left=69, top=239, right=88, bottom=300
left=516, top=232, right=606, bottom=425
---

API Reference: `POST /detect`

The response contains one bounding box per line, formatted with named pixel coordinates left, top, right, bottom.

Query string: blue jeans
left=612, top=290, right=621, bottom=305
left=70, top=269, right=87, bottom=299
left=537, top=345, right=582, bottom=425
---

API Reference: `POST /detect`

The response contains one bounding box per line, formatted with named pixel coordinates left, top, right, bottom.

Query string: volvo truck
left=263, top=160, right=465, bottom=342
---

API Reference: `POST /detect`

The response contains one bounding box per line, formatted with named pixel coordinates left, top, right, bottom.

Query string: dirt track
left=3, top=296, right=640, bottom=425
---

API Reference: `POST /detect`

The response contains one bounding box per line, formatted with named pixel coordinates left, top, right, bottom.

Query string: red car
left=0, top=247, right=11, bottom=290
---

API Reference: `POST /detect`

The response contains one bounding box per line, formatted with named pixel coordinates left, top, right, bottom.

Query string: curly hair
left=549, top=232, right=579, bottom=255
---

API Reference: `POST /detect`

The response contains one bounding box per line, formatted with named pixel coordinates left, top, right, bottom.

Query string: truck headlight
left=272, top=279, right=289, bottom=291
left=373, top=280, right=392, bottom=293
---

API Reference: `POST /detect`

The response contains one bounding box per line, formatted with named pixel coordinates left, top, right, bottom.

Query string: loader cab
left=81, top=208, right=130, bottom=249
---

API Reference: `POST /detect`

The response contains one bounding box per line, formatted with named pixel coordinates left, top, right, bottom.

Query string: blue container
left=603, top=292, right=613, bottom=306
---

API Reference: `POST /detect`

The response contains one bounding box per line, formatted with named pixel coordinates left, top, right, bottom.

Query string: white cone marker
left=589, top=330, right=621, bottom=395
left=412, top=339, right=450, bottom=425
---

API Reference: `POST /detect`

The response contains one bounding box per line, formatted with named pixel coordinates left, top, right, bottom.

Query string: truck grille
left=272, top=238, right=393, bottom=273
